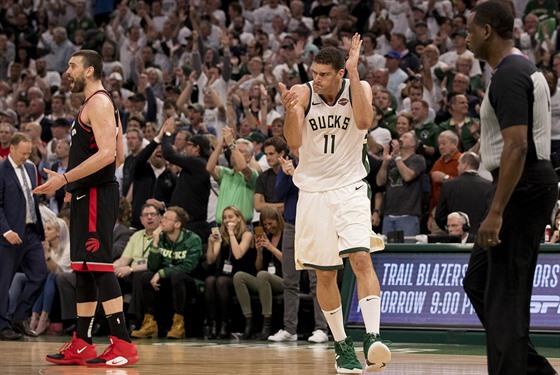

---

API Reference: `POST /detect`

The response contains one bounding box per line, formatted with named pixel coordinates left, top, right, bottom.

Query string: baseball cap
left=452, top=29, right=468, bottom=38
left=0, top=109, right=17, bottom=122
left=189, top=134, right=211, bottom=157
left=245, top=131, right=267, bottom=144
left=187, top=103, right=205, bottom=115
left=385, top=50, right=401, bottom=60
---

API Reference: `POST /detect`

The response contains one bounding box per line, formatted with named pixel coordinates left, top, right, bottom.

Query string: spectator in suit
left=446, top=212, right=476, bottom=244
left=435, top=151, right=492, bottom=235
left=0, top=133, right=48, bottom=340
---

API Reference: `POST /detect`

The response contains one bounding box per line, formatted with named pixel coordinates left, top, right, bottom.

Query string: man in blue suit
left=0, top=132, right=47, bottom=340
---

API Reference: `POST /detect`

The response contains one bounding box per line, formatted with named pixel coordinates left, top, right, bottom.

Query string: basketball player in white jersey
left=278, top=34, right=390, bottom=374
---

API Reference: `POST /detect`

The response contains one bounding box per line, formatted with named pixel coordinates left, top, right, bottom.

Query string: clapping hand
left=278, top=82, right=299, bottom=112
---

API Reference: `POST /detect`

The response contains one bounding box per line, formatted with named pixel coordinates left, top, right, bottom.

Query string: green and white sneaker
left=363, top=333, right=391, bottom=372
left=334, top=337, right=363, bottom=374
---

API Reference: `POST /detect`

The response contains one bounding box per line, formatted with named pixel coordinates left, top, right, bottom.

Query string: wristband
left=395, top=156, right=402, bottom=161
left=228, top=143, right=237, bottom=150
left=63, top=173, right=69, bottom=184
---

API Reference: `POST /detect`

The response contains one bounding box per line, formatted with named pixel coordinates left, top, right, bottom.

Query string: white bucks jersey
left=293, top=79, right=369, bottom=192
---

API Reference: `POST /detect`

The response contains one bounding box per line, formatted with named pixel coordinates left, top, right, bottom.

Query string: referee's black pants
left=464, top=163, right=558, bottom=375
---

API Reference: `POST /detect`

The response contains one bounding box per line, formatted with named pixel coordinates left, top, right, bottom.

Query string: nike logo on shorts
left=355, top=185, right=364, bottom=190
left=76, top=195, right=86, bottom=200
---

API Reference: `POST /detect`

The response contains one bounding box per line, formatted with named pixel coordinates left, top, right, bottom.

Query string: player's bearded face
left=70, top=74, right=86, bottom=93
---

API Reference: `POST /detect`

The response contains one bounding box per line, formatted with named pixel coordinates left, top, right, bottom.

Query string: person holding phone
left=205, top=206, right=256, bottom=339
left=233, top=206, right=284, bottom=340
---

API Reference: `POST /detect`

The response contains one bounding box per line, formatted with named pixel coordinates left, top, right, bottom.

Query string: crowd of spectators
left=1, top=0, right=559, bottom=339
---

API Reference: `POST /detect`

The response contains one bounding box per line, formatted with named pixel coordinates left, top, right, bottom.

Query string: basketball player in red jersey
left=34, top=50, right=139, bottom=367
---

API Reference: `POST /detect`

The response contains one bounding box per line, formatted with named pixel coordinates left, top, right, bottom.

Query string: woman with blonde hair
left=30, top=217, right=71, bottom=334
left=233, top=206, right=284, bottom=340
left=205, top=206, right=256, bottom=338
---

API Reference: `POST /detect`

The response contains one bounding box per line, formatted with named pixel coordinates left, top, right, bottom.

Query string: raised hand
left=346, top=33, right=363, bottom=73
left=222, top=126, right=234, bottom=146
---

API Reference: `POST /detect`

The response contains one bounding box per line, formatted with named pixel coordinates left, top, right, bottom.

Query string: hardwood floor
left=1, top=337, right=558, bottom=374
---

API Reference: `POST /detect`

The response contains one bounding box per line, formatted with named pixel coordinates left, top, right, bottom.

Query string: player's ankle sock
left=359, top=295, right=381, bottom=334
left=77, top=316, right=94, bottom=344
left=322, top=306, right=346, bottom=342
left=107, top=312, right=131, bottom=342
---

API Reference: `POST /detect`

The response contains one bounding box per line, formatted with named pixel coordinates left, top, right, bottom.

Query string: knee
left=349, top=252, right=373, bottom=275
left=256, top=271, right=269, bottom=283
left=205, top=275, right=215, bottom=287
left=315, top=270, right=337, bottom=286
left=169, top=271, right=183, bottom=285
left=216, top=276, right=231, bottom=291
left=232, top=272, right=244, bottom=284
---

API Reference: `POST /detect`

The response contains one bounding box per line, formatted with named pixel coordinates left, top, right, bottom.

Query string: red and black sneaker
left=46, top=332, right=97, bottom=365
left=85, top=336, right=139, bottom=367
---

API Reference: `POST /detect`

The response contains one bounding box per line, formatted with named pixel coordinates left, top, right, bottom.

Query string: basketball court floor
left=1, top=336, right=558, bottom=374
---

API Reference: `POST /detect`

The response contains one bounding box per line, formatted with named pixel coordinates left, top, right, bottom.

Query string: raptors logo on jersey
left=293, top=78, right=369, bottom=192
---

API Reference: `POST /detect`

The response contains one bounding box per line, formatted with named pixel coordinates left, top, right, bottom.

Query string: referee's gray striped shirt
left=480, top=54, right=551, bottom=172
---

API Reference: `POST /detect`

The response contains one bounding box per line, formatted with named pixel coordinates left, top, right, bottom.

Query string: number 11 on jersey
left=323, top=134, right=335, bottom=154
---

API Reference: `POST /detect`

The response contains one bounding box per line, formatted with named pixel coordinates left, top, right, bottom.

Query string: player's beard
left=70, top=75, right=86, bottom=93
